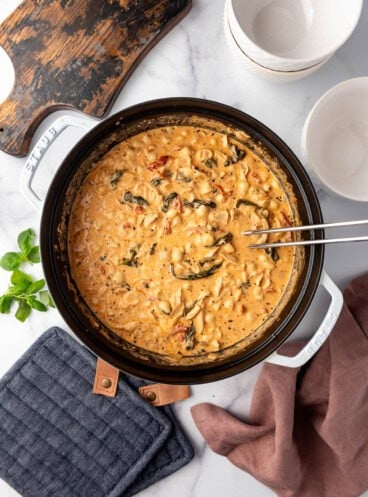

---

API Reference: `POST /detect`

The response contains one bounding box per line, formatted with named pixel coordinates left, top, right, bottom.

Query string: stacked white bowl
left=224, top=0, right=363, bottom=82
left=302, top=77, right=368, bottom=201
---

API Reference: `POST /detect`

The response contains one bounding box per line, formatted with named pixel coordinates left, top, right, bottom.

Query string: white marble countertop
left=1, top=1, right=368, bottom=496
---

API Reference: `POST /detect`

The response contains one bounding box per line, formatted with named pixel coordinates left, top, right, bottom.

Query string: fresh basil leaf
left=0, top=229, right=52, bottom=322
left=11, top=269, right=33, bottom=285
left=38, top=290, right=49, bottom=305
left=8, top=281, right=31, bottom=296
left=0, top=252, right=22, bottom=271
left=27, top=296, right=47, bottom=312
left=27, top=246, right=41, bottom=263
left=15, top=300, right=31, bottom=322
left=0, top=295, right=13, bottom=314
left=39, top=290, right=55, bottom=308
left=26, top=279, right=45, bottom=294
left=17, top=228, right=36, bottom=256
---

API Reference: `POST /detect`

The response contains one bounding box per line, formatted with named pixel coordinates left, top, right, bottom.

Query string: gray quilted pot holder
left=0, top=327, right=194, bottom=497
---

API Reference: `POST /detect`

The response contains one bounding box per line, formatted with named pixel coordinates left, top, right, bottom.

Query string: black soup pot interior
left=41, top=98, right=324, bottom=384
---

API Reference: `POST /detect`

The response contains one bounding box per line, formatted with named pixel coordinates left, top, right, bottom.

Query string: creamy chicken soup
left=68, top=125, right=302, bottom=357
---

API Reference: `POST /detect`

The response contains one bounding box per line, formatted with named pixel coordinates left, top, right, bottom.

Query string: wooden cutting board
left=0, top=0, right=191, bottom=157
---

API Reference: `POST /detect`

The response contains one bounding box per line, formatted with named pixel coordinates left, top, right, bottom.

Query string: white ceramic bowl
left=224, top=0, right=330, bottom=83
left=301, top=77, right=368, bottom=202
left=228, top=0, right=363, bottom=72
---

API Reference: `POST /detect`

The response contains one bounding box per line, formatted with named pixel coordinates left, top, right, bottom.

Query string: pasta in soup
left=68, top=125, right=303, bottom=357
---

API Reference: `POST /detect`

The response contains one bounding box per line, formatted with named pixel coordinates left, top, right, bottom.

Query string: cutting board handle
left=0, top=0, right=191, bottom=157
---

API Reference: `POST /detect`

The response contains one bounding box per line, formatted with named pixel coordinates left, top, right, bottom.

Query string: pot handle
left=265, top=271, right=343, bottom=368
left=20, top=115, right=97, bottom=213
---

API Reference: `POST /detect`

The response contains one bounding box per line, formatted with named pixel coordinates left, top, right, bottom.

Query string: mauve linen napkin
left=192, top=273, right=368, bottom=497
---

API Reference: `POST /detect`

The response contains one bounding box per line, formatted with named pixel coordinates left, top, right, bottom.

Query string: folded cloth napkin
left=0, top=327, right=193, bottom=497
left=192, top=273, right=368, bottom=497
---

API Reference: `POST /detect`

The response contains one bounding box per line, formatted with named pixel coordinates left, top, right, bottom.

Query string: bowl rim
left=228, top=0, right=364, bottom=67
left=302, top=76, right=368, bottom=202
left=224, top=9, right=330, bottom=77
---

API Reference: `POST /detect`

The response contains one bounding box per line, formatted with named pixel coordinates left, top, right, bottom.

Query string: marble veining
left=0, top=1, right=368, bottom=496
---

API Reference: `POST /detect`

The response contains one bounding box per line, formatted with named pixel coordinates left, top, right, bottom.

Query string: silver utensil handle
left=249, top=236, right=368, bottom=249
left=242, top=218, right=368, bottom=236
left=265, top=271, right=343, bottom=368
left=20, top=115, right=97, bottom=214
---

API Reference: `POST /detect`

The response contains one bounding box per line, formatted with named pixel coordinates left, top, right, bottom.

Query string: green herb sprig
left=0, top=229, right=54, bottom=322
left=0, top=228, right=40, bottom=270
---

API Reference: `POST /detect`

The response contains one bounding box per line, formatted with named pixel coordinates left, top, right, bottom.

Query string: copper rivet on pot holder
left=146, top=391, right=157, bottom=402
left=139, top=384, right=191, bottom=406
left=93, top=358, right=119, bottom=397
left=101, top=378, right=112, bottom=389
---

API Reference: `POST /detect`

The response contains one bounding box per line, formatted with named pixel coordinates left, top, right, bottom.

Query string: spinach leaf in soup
left=206, top=232, right=233, bottom=247
left=266, top=247, right=279, bottom=262
left=225, top=144, right=246, bottom=166
left=236, top=199, right=260, bottom=209
left=185, top=322, right=196, bottom=350
left=110, top=169, right=125, bottom=189
left=162, top=192, right=178, bottom=213
left=170, top=262, right=223, bottom=280
left=123, top=191, right=149, bottom=206
left=202, top=158, right=217, bottom=169
left=121, top=249, right=139, bottom=267
left=183, top=199, right=217, bottom=209
left=150, top=177, right=163, bottom=187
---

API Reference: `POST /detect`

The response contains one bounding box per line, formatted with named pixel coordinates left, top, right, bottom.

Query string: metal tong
left=242, top=219, right=368, bottom=249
